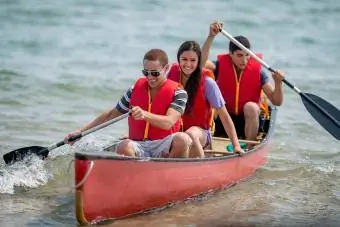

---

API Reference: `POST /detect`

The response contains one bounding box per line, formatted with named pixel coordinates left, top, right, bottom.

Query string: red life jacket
left=128, top=77, right=181, bottom=140
left=167, top=63, right=214, bottom=131
left=217, top=53, right=262, bottom=115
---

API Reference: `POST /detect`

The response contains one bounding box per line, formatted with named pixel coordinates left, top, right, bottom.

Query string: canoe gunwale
left=75, top=106, right=276, bottom=162
left=76, top=138, right=269, bottom=161
left=75, top=106, right=277, bottom=162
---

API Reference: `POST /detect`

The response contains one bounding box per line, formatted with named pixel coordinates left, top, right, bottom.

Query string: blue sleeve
left=115, top=86, right=133, bottom=114
left=204, top=77, right=225, bottom=109
left=261, top=68, right=270, bottom=86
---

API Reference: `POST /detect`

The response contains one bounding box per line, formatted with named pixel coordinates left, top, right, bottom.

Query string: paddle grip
left=68, top=134, right=82, bottom=142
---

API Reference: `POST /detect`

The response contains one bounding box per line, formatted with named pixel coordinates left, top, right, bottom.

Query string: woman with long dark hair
left=167, top=41, right=244, bottom=157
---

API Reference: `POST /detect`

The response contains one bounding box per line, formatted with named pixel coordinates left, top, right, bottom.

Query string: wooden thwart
left=212, top=137, right=260, bottom=145
left=204, top=149, right=233, bottom=155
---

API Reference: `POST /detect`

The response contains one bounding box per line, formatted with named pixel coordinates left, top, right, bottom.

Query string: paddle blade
left=301, top=93, right=340, bottom=140
left=3, top=146, right=49, bottom=164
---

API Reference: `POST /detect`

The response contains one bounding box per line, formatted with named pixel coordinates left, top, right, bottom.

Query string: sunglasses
left=142, top=69, right=163, bottom=77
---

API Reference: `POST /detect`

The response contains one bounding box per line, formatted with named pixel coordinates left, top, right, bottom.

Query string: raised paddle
left=3, top=111, right=130, bottom=165
left=219, top=29, right=340, bottom=140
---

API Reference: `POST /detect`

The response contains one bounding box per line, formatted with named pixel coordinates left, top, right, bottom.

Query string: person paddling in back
left=202, top=22, right=285, bottom=141
left=65, top=49, right=192, bottom=158
left=167, top=41, right=244, bottom=157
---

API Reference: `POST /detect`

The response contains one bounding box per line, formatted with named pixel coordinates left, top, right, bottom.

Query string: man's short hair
left=143, top=49, right=169, bottom=67
left=229, top=36, right=251, bottom=53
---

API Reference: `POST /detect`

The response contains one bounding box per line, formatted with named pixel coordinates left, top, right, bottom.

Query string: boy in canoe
left=202, top=21, right=285, bottom=141
left=65, top=49, right=192, bottom=158
left=167, top=41, right=245, bottom=157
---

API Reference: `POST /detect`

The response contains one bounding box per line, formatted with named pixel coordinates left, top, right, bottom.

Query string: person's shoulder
left=204, top=75, right=214, bottom=82
left=171, top=62, right=179, bottom=67
left=167, top=79, right=183, bottom=89
left=204, top=76, right=220, bottom=94
left=168, top=62, right=180, bottom=72
left=204, top=75, right=217, bottom=85
left=260, top=68, right=270, bottom=86
left=133, top=77, right=147, bottom=86
left=174, top=86, right=188, bottom=96
left=175, top=86, right=187, bottom=94
left=204, top=60, right=216, bottom=72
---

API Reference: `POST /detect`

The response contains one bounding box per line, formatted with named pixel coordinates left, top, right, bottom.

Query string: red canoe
left=74, top=107, right=276, bottom=225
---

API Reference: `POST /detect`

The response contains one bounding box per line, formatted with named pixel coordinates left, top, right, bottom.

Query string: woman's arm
left=204, top=77, right=244, bottom=154
left=201, top=22, right=222, bottom=68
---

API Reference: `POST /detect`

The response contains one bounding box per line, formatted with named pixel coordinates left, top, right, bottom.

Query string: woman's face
left=179, top=50, right=199, bottom=76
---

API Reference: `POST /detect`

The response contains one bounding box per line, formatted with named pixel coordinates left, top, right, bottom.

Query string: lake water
left=1, top=0, right=339, bottom=226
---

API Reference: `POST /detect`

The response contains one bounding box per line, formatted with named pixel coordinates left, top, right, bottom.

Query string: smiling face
left=179, top=50, right=199, bottom=76
left=230, top=49, right=250, bottom=70
left=142, top=59, right=168, bottom=89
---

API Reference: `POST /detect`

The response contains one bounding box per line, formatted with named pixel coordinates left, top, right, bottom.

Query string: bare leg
left=243, top=102, right=260, bottom=141
left=185, top=126, right=208, bottom=158
left=116, top=139, right=136, bottom=156
left=169, top=132, right=192, bottom=158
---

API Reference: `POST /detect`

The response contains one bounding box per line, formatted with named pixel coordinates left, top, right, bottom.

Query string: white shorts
left=131, top=133, right=179, bottom=158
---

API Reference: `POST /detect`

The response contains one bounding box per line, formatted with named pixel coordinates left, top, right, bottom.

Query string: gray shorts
left=131, top=133, right=179, bottom=158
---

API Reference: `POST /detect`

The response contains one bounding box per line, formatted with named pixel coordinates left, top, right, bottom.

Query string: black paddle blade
left=301, top=93, right=340, bottom=140
left=3, top=146, right=49, bottom=165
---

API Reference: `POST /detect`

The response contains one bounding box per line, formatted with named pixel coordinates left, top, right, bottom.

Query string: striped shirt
left=116, top=85, right=188, bottom=115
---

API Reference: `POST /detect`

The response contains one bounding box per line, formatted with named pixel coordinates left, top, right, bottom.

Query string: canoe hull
left=75, top=144, right=269, bottom=224
left=75, top=107, right=276, bottom=225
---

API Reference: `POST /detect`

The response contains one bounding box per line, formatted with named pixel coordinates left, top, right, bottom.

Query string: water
left=1, top=0, right=340, bottom=226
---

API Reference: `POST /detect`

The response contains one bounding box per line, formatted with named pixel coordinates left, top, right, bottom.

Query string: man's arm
left=262, top=70, right=284, bottom=106
left=131, top=89, right=188, bottom=130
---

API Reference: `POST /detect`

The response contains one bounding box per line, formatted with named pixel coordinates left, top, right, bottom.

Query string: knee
left=185, top=126, right=201, bottom=141
left=116, top=139, right=135, bottom=156
left=172, top=132, right=192, bottom=149
left=243, top=102, right=260, bottom=117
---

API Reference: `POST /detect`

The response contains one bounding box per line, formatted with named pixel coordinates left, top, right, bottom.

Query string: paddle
left=3, top=111, right=130, bottom=165
left=220, top=29, right=340, bottom=140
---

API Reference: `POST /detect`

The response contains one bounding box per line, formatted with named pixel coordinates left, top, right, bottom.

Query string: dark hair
left=229, top=36, right=251, bottom=53
left=177, top=41, right=202, bottom=114
left=143, top=48, right=168, bottom=67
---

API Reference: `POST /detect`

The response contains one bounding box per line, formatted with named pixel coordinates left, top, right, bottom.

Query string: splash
left=0, top=155, right=52, bottom=194
left=0, top=134, right=116, bottom=194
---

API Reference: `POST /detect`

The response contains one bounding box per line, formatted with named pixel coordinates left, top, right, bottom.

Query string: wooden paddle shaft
left=212, top=137, right=260, bottom=145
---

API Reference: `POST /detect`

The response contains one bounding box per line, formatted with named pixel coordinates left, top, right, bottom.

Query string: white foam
left=0, top=156, right=52, bottom=194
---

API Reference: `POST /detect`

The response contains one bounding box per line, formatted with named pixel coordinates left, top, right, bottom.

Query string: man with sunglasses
left=65, top=49, right=192, bottom=158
